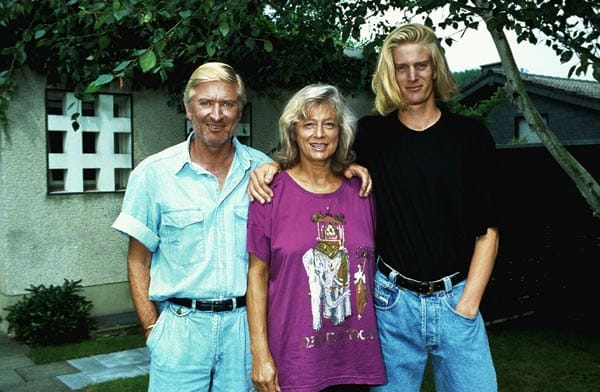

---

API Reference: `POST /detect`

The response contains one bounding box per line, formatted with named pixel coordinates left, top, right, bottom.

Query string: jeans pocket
left=442, top=292, right=478, bottom=322
left=373, top=271, right=399, bottom=310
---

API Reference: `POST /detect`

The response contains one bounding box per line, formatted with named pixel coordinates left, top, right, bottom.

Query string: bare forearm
left=127, top=237, right=157, bottom=335
left=457, top=227, right=499, bottom=316
left=247, top=257, right=271, bottom=358
left=247, top=255, right=280, bottom=391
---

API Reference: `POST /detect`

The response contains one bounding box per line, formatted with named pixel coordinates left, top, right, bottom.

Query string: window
left=46, top=90, right=133, bottom=193
left=515, top=114, right=547, bottom=144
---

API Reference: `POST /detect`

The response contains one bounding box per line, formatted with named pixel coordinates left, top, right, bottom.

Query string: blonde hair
left=371, top=23, right=458, bottom=115
left=277, top=84, right=356, bottom=175
left=182, top=62, right=247, bottom=107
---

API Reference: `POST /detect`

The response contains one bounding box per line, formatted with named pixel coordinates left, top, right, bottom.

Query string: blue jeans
left=371, top=268, right=497, bottom=392
left=146, top=301, right=253, bottom=391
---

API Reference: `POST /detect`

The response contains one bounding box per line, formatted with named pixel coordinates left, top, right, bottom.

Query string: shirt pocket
left=159, top=209, right=205, bottom=266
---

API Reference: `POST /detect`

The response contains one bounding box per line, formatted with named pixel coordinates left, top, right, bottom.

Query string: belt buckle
left=427, top=282, right=435, bottom=295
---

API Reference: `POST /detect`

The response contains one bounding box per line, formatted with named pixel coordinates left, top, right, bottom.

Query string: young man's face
left=185, top=81, right=242, bottom=148
left=393, top=42, right=437, bottom=108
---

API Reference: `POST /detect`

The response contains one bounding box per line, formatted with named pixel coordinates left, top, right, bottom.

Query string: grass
left=28, top=326, right=145, bottom=364
left=27, top=317, right=599, bottom=392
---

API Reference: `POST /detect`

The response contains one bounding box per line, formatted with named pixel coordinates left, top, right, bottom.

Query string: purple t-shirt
left=247, top=171, right=386, bottom=391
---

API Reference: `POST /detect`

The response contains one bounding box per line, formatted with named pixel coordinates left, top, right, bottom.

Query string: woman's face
left=294, top=103, right=339, bottom=166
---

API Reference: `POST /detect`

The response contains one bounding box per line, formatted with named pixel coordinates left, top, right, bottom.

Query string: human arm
left=454, top=227, right=499, bottom=318
left=127, top=237, right=158, bottom=340
left=343, top=163, right=373, bottom=198
left=247, top=254, right=280, bottom=392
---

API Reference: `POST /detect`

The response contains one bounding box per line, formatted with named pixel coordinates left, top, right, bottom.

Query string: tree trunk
left=485, top=25, right=600, bottom=219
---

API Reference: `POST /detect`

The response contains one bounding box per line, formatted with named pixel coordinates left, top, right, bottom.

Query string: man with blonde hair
left=356, top=23, right=500, bottom=391
left=113, top=62, right=272, bottom=391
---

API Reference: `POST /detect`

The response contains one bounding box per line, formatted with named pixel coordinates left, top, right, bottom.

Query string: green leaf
left=206, top=43, right=216, bottom=57
left=113, top=60, right=131, bottom=72
left=559, top=50, right=573, bottom=63
left=113, top=9, right=129, bottom=21
left=219, top=22, right=230, bottom=37
left=84, top=82, right=100, bottom=94
left=139, top=50, right=157, bottom=72
left=99, top=36, right=110, bottom=50
left=34, top=29, right=46, bottom=39
left=94, top=74, right=114, bottom=86
left=263, top=40, right=273, bottom=52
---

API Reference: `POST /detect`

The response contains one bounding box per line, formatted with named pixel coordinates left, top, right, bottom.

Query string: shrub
left=4, top=279, right=96, bottom=346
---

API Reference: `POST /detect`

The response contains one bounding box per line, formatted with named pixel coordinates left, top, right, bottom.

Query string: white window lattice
left=47, top=91, right=133, bottom=193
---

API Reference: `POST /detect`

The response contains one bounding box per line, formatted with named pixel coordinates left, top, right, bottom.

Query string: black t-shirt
left=355, top=109, right=499, bottom=280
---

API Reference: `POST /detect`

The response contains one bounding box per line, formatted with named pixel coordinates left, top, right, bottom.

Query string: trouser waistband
left=168, top=296, right=246, bottom=312
left=377, top=260, right=462, bottom=295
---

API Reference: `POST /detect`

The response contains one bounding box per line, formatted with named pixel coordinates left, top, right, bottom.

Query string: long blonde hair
left=372, top=23, right=458, bottom=115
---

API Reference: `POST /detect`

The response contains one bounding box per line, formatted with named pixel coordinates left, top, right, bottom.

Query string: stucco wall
left=0, top=69, right=185, bottom=331
left=0, top=68, right=374, bottom=332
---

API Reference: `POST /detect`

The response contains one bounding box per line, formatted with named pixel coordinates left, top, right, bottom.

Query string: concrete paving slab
left=0, top=368, right=24, bottom=389
left=0, top=340, right=29, bottom=357
left=16, top=361, right=78, bottom=381
left=137, top=362, right=150, bottom=373
left=2, top=377, right=72, bottom=392
left=0, top=354, right=34, bottom=370
left=56, top=372, right=94, bottom=390
left=95, top=349, right=148, bottom=368
left=66, top=356, right=104, bottom=373
left=87, top=365, right=147, bottom=384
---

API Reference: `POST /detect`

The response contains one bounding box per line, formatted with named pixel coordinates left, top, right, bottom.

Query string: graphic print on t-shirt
left=302, top=206, right=355, bottom=330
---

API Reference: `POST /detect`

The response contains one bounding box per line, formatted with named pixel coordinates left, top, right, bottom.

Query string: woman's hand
left=252, top=356, right=281, bottom=392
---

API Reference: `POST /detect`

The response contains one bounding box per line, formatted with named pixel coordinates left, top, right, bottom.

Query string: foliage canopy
left=1, top=0, right=598, bottom=132
left=1, top=0, right=599, bottom=216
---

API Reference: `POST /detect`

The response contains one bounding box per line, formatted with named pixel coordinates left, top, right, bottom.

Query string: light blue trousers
left=371, top=269, right=497, bottom=392
left=146, top=301, right=254, bottom=391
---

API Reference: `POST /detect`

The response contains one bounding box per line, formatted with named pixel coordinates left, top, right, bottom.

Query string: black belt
left=168, top=296, right=246, bottom=312
left=377, top=262, right=462, bottom=295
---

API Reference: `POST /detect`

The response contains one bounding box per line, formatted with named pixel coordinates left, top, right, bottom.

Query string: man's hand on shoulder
left=344, top=163, right=372, bottom=198
left=248, top=162, right=280, bottom=203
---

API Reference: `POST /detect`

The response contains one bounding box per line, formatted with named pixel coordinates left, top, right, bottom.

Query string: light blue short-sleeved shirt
left=112, top=134, right=272, bottom=301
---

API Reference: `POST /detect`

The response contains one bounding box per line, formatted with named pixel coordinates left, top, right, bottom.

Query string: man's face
left=393, top=42, right=437, bottom=108
left=184, top=81, right=242, bottom=148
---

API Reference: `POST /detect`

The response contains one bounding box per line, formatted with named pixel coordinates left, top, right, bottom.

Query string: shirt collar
left=171, top=133, right=252, bottom=175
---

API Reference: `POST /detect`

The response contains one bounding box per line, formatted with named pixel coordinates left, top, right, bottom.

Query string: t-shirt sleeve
left=470, top=123, right=501, bottom=235
left=354, top=116, right=373, bottom=166
left=247, top=199, right=272, bottom=263
left=111, top=166, right=160, bottom=252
